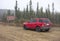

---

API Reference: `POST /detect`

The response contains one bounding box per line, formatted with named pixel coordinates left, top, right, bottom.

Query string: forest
left=2, top=0, right=60, bottom=24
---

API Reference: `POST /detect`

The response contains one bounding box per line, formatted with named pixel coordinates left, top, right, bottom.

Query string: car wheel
left=36, top=27, right=41, bottom=32
left=24, top=25, right=28, bottom=30
left=45, top=29, right=49, bottom=32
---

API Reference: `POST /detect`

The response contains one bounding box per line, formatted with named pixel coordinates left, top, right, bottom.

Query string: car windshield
left=39, top=19, right=50, bottom=23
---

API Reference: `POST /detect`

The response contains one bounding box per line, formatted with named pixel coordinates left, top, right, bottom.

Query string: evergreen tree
left=47, top=4, right=51, bottom=19
left=23, top=8, right=26, bottom=19
left=17, top=8, right=21, bottom=19
left=26, top=5, right=29, bottom=19
left=29, top=0, right=32, bottom=13
left=26, top=5, right=28, bottom=13
left=15, top=0, right=18, bottom=19
left=7, top=10, right=11, bottom=16
left=55, top=13, right=58, bottom=24
left=29, top=0, right=33, bottom=18
left=45, top=9, right=48, bottom=18
left=2, top=13, right=7, bottom=22
left=52, top=3, right=55, bottom=23
left=36, top=2, right=39, bottom=18
left=40, top=7, right=43, bottom=18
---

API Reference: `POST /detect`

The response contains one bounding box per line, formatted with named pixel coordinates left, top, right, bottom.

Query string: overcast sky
left=0, top=0, right=60, bottom=12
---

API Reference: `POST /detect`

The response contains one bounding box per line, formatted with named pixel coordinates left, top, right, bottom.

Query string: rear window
left=39, top=19, right=50, bottom=23
left=43, top=20, right=50, bottom=23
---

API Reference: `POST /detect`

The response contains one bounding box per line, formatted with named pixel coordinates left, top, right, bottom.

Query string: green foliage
left=36, top=2, right=39, bottom=18
left=2, top=0, right=60, bottom=24
left=15, top=0, right=18, bottom=19
left=7, top=10, right=11, bottom=16
left=2, top=13, right=7, bottom=22
left=29, top=0, right=34, bottom=18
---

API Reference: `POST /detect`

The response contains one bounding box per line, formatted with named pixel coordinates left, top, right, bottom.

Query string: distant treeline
left=2, top=0, right=60, bottom=24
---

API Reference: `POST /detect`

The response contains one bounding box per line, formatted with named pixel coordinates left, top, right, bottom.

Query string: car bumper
left=41, top=27, right=50, bottom=30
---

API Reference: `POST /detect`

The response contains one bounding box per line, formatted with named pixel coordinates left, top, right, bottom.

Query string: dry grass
left=0, top=24, right=60, bottom=41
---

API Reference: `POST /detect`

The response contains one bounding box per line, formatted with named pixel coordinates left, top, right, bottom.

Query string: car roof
left=32, top=18, right=48, bottom=20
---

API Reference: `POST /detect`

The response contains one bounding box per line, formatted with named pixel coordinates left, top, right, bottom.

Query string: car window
left=30, top=19, right=37, bottom=22
left=39, top=19, right=50, bottom=23
left=43, top=19, right=50, bottom=23
left=39, top=20, right=43, bottom=22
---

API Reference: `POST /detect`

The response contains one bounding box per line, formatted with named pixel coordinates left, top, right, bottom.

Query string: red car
left=23, top=18, right=52, bottom=32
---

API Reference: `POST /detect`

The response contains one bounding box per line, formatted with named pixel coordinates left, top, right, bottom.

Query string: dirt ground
left=0, top=25, right=60, bottom=41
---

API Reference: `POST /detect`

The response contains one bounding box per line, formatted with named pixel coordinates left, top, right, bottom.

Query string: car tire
left=45, top=29, right=49, bottom=32
left=36, top=27, right=41, bottom=32
left=24, top=25, right=28, bottom=30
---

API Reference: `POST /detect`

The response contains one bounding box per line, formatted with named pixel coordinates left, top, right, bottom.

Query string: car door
left=28, top=19, right=37, bottom=29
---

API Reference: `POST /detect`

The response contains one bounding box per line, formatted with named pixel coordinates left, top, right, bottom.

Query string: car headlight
left=46, top=24, right=49, bottom=25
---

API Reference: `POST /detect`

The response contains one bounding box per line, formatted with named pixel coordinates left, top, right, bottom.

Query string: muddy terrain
left=0, top=25, right=60, bottom=41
